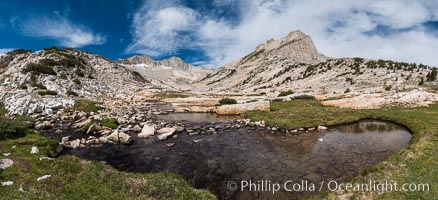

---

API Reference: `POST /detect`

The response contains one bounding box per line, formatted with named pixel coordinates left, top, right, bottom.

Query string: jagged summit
left=117, top=55, right=202, bottom=71
left=117, top=55, right=213, bottom=89
left=250, top=30, right=323, bottom=64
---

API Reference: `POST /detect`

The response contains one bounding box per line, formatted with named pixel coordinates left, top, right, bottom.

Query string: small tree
left=426, top=68, right=437, bottom=81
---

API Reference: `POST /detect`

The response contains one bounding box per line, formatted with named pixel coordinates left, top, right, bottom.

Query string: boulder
left=138, top=124, right=156, bottom=138
left=107, top=129, right=133, bottom=145
left=157, top=127, right=176, bottom=135
left=156, top=127, right=176, bottom=140
left=214, top=101, right=270, bottom=115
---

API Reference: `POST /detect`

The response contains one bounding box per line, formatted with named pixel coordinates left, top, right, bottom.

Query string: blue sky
left=1, top=0, right=438, bottom=67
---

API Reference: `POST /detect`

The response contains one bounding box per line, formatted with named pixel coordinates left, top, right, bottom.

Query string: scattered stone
left=3, top=153, right=11, bottom=157
left=30, top=146, right=39, bottom=154
left=318, top=138, right=324, bottom=142
left=1, top=181, right=13, bottom=186
left=11, top=146, right=16, bottom=149
left=70, top=139, right=81, bottom=149
left=61, top=136, right=70, bottom=143
left=18, top=187, right=25, bottom=192
left=37, top=175, right=51, bottom=181
left=133, top=125, right=142, bottom=132
left=39, top=157, right=54, bottom=161
left=193, top=139, right=202, bottom=143
left=0, top=159, right=14, bottom=169
left=188, top=131, right=199, bottom=136
left=317, top=126, right=328, bottom=130
left=86, top=123, right=102, bottom=134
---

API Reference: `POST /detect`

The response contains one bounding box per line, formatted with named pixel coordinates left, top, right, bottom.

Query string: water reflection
left=69, top=118, right=411, bottom=200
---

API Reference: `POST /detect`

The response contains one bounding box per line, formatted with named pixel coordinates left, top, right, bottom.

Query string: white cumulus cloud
left=128, top=0, right=438, bottom=67
left=18, top=15, right=106, bottom=48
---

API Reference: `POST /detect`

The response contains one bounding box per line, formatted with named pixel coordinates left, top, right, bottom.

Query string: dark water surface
left=67, top=113, right=411, bottom=199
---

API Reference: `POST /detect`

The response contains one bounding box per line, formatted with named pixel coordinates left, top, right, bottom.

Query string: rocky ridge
left=117, top=55, right=213, bottom=90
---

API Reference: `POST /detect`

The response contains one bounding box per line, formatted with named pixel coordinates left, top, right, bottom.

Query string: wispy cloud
left=18, top=15, right=106, bottom=48
left=0, top=48, right=14, bottom=56
left=127, top=0, right=438, bottom=67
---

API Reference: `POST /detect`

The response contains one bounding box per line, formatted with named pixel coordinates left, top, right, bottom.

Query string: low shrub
left=66, top=90, right=79, bottom=96
left=219, top=98, right=237, bottom=105
left=6, top=49, right=32, bottom=56
left=38, top=90, right=58, bottom=96
left=74, top=68, right=85, bottom=77
left=292, top=95, right=315, bottom=100
left=278, top=90, right=294, bottom=97
left=384, top=85, right=392, bottom=91
left=23, top=63, right=57, bottom=75
left=19, top=84, right=28, bottom=90
left=73, top=78, right=81, bottom=85
left=31, top=83, right=46, bottom=90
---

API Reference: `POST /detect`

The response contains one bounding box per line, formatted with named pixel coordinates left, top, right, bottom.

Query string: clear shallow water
left=68, top=115, right=411, bottom=200
left=155, top=112, right=243, bottom=123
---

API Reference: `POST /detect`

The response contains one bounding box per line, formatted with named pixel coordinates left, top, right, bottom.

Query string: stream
left=66, top=113, right=412, bottom=199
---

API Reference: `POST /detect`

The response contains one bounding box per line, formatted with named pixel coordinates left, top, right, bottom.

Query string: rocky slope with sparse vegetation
left=194, top=30, right=438, bottom=107
left=0, top=47, right=150, bottom=115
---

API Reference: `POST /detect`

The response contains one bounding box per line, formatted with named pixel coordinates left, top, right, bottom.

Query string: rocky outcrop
left=214, top=101, right=270, bottom=115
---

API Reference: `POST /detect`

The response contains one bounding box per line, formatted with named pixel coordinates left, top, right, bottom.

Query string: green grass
left=0, top=108, right=31, bottom=140
left=66, top=99, right=103, bottom=113
left=153, top=93, right=190, bottom=99
left=100, top=118, right=119, bottom=129
left=247, top=100, right=438, bottom=199
left=0, top=133, right=214, bottom=200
